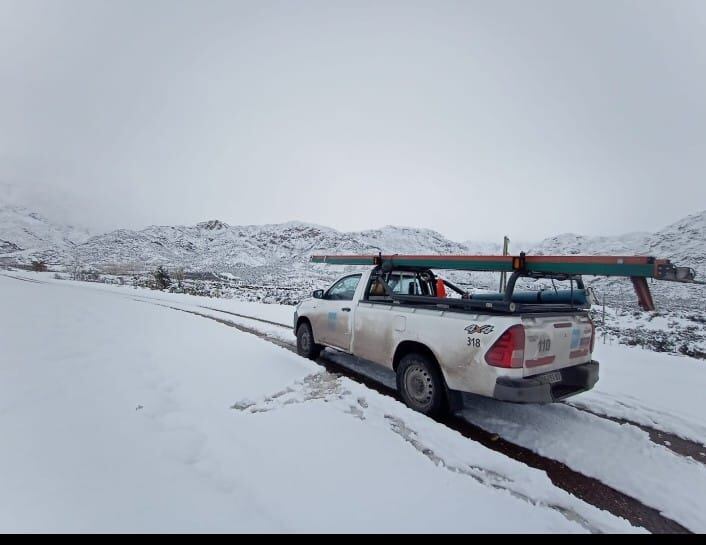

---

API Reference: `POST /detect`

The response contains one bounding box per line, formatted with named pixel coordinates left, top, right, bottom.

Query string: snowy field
left=2, top=271, right=706, bottom=532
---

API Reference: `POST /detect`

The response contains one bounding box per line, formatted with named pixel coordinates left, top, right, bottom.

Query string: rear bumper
left=491, top=361, right=599, bottom=403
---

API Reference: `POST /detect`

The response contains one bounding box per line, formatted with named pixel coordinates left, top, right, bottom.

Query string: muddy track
left=199, top=305, right=292, bottom=329
left=567, top=404, right=706, bottom=465
left=151, top=302, right=689, bottom=534
left=0, top=273, right=47, bottom=284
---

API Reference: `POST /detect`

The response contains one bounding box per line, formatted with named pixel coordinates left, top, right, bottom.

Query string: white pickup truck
left=294, top=264, right=598, bottom=416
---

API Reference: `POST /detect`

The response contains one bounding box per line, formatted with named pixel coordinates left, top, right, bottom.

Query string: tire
left=296, top=321, right=323, bottom=360
left=396, top=353, right=449, bottom=417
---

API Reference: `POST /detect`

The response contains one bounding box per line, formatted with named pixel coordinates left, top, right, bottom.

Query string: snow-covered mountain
left=69, top=221, right=470, bottom=271
left=523, top=212, right=706, bottom=312
left=529, top=231, right=650, bottom=257
left=0, top=204, right=90, bottom=259
left=2, top=197, right=704, bottom=282
left=645, top=211, right=706, bottom=276
left=529, top=211, right=706, bottom=277
left=462, top=237, right=540, bottom=256
left=462, top=239, right=503, bottom=255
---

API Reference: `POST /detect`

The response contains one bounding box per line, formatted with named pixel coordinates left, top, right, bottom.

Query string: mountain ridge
left=1, top=201, right=704, bottom=278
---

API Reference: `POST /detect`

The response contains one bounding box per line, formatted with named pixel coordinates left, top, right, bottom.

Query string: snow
left=461, top=398, right=706, bottom=532
left=530, top=231, right=651, bottom=257
left=645, top=210, right=706, bottom=278
left=21, top=272, right=706, bottom=443
left=2, top=199, right=704, bottom=531
left=571, top=342, right=706, bottom=446
left=0, top=201, right=471, bottom=271
left=0, top=273, right=637, bottom=532
left=455, top=330, right=706, bottom=532
left=4, top=270, right=706, bottom=532
left=3, top=202, right=704, bottom=360
left=0, top=204, right=90, bottom=255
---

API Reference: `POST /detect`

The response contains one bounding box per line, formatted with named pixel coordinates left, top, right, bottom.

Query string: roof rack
left=310, top=253, right=701, bottom=311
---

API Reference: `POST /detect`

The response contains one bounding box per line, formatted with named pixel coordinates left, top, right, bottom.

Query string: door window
left=325, top=274, right=362, bottom=301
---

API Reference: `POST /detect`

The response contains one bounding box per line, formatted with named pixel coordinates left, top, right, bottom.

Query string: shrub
left=31, top=260, right=48, bottom=272
left=153, top=266, right=171, bottom=290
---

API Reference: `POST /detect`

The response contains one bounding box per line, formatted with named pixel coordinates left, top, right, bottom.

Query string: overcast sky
left=1, top=0, right=705, bottom=243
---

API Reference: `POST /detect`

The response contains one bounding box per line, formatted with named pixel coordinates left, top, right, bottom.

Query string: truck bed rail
left=366, top=294, right=586, bottom=315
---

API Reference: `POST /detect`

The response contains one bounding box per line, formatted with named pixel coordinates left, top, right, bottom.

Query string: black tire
left=396, top=353, right=449, bottom=417
left=296, top=321, right=323, bottom=360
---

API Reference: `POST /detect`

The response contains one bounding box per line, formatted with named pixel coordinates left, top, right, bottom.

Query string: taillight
left=485, top=325, right=525, bottom=368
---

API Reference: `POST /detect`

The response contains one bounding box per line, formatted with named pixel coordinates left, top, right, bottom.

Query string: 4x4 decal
left=465, top=324, right=494, bottom=335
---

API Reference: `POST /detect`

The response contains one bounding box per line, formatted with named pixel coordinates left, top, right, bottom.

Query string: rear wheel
left=296, top=321, right=323, bottom=360
left=396, top=353, right=448, bottom=417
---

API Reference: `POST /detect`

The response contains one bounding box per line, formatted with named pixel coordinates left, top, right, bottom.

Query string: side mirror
left=312, top=289, right=324, bottom=299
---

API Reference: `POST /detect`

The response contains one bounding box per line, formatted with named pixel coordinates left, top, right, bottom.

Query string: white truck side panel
left=353, top=301, right=521, bottom=397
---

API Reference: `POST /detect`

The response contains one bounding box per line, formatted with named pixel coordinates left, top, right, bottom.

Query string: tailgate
left=521, top=313, right=594, bottom=377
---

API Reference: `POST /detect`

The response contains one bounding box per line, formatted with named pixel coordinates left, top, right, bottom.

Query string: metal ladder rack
left=310, top=253, right=700, bottom=311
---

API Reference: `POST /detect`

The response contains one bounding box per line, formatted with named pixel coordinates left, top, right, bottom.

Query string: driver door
left=314, top=274, right=361, bottom=351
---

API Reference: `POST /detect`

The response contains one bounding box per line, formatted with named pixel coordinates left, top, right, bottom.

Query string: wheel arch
left=296, top=315, right=320, bottom=344
left=393, top=340, right=460, bottom=415
left=295, top=315, right=312, bottom=332
left=393, top=340, right=444, bottom=377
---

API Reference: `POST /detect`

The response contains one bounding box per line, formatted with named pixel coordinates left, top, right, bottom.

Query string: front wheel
left=396, top=353, right=449, bottom=417
left=296, top=321, right=323, bottom=360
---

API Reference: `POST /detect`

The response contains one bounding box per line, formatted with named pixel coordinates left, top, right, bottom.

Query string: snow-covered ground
left=0, top=272, right=640, bottom=533
left=3, top=270, right=706, bottom=532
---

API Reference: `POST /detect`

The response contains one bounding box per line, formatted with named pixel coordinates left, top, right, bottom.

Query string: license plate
left=541, top=371, right=562, bottom=384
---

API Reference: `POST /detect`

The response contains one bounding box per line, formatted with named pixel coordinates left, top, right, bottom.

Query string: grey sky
left=1, top=0, right=705, bottom=243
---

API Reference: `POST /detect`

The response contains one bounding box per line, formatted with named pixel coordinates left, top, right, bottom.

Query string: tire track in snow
left=0, top=272, right=47, bottom=284
left=566, top=404, right=706, bottom=465
left=231, top=373, right=608, bottom=533
left=198, top=305, right=292, bottom=329
left=146, top=301, right=688, bottom=534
